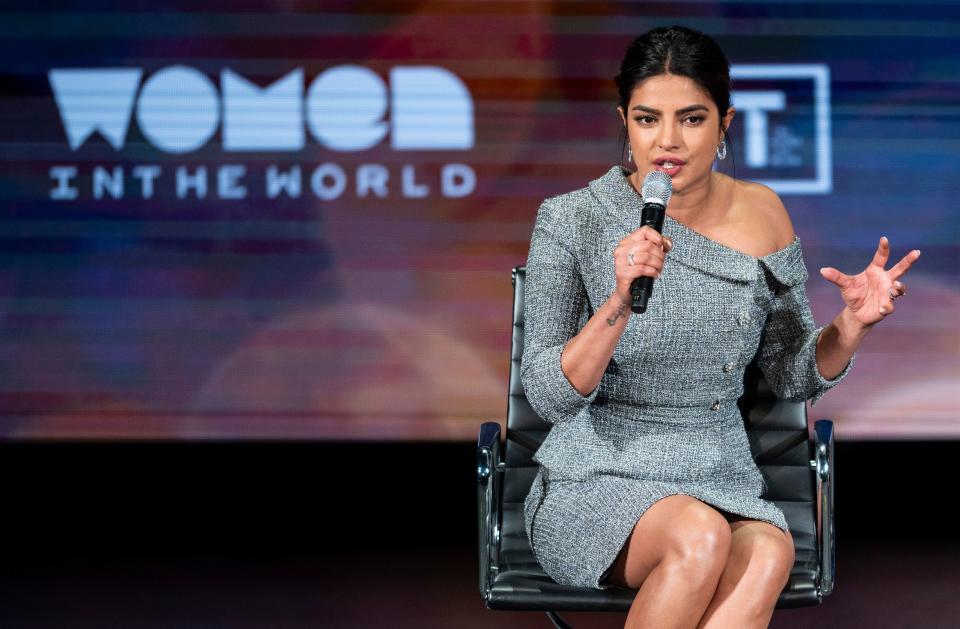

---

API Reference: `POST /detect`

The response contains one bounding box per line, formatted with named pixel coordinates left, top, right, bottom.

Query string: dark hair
left=614, top=25, right=735, bottom=174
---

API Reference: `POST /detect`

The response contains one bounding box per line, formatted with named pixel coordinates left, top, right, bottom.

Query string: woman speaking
left=521, top=25, right=920, bottom=629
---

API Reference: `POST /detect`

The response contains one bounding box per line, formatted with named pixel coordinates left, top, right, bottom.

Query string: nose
left=658, top=119, right=680, bottom=150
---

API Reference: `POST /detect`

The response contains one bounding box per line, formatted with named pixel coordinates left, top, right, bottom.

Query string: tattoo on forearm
left=606, top=299, right=630, bottom=326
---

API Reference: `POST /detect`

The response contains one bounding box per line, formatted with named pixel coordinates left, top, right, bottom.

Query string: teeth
left=660, top=162, right=678, bottom=168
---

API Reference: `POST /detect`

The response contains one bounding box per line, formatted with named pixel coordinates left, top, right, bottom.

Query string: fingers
left=617, top=238, right=666, bottom=284
left=819, top=266, right=852, bottom=288
left=617, top=228, right=672, bottom=287
left=880, top=280, right=910, bottom=315
left=619, top=252, right=661, bottom=278
left=879, top=284, right=898, bottom=315
left=888, top=248, right=921, bottom=280
left=626, top=226, right=672, bottom=255
left=870, top=235, right=891, bottom=268
left=628, top=264, right=662, bottom=278
left=889, top=280, right=907, bottom=300
left=621, top=245, right=665, bottom=269
left=630, top=225, right=666, bottom=247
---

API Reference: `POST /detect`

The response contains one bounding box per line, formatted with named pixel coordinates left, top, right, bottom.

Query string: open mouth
left=654, top=162, right=683, bottom=176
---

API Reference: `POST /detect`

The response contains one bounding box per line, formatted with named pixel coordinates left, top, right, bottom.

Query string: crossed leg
left=695, top=512, right=795, bottom=629
left=604, top=496, right=795, bottom=629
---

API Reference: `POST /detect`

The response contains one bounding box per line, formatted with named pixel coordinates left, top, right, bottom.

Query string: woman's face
left=617, top=73, right=735, bottom=191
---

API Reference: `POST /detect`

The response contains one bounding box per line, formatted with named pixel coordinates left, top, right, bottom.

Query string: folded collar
left=587, top=165, right=808, bottom=286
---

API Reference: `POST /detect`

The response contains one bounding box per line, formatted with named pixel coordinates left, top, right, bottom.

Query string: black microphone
left=630, top=170, right=673, bottom=314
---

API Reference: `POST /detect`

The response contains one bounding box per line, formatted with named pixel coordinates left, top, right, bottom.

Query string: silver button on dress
left=520, top=165, right=855, bottom=591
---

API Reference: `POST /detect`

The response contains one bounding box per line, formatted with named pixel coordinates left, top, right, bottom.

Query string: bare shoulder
left=734, top=179, right=796, bottom=250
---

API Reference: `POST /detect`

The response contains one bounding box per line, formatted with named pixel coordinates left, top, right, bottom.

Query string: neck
left=630, top=168, right=717, bottom=226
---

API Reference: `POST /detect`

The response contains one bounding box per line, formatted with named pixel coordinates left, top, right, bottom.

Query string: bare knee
left=738, top=528, right=797, bottom=619
left=754, top=530, right=795, bottom=591
left=609, top=496, right=733, bottom=590
left=661, top=505, right=732, bottom=586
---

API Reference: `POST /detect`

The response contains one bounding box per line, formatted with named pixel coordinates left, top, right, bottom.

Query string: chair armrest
left=477, top=421, right=504, bottom=599
left=812, top=418, right=835, bottom=598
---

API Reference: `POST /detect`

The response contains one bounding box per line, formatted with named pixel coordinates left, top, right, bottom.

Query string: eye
left=684, top=115, right=704, bottom=125
left=634, top=115, right=656, bottom=125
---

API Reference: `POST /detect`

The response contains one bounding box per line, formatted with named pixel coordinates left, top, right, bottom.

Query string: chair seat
left=486, top=499, right=822, bottom=611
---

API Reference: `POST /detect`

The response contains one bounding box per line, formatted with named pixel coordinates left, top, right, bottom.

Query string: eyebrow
left=631, top=104, right=709, bottom=114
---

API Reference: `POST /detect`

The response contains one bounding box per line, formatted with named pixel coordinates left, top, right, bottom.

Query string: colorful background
left=1, top=1, right=956, bottom=439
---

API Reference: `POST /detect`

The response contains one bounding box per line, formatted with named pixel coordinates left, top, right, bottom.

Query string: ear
left=721, top=106, right=736, bottom=140
left=617, top=105, right=626, bottom=126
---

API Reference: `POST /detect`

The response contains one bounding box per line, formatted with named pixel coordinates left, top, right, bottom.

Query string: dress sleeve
left=519, top=201, right=600, bottom=425
left=757, top=277, right=855, bottom=407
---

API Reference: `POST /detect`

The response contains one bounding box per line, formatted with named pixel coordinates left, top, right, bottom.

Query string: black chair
left=477, top=266, right=836, bottom=628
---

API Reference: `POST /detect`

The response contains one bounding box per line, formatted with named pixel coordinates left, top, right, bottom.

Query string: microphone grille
left=641, top=170, right=673, bottom=206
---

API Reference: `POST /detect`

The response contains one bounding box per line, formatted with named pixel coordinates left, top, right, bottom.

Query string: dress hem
left=530, top=477, right=791, bottom=591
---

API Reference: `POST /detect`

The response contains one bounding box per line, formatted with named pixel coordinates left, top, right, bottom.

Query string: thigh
left=604, top=494, right=731, bottom=589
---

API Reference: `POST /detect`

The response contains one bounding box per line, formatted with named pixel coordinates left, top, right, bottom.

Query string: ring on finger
left=628, top=251, right=636, bottom=266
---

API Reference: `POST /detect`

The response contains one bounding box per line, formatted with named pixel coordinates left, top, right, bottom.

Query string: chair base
left=545, top=611, right=573, bottom=629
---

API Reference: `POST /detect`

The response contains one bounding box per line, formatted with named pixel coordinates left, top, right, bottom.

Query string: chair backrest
left=504, top=265, right=814, bottom=508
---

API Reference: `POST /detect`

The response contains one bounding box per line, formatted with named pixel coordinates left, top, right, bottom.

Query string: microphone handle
left=630, top=202, right=666, bottom=314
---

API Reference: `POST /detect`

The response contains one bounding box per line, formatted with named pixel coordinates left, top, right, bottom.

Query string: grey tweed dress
left=521, top=165, right=855, bottom=591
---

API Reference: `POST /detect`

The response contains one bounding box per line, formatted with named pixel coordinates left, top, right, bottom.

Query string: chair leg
left=545, top=611, right=574, bottom=629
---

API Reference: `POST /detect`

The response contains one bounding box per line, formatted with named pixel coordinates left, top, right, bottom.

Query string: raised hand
left=819, top=236, right=921, bottom=327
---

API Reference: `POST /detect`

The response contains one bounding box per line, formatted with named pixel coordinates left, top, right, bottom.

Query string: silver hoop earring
left=716, top=139, right=727, bottom=161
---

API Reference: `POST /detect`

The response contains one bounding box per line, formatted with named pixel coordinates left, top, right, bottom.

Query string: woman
left=520, top=25, right=920, bottom=629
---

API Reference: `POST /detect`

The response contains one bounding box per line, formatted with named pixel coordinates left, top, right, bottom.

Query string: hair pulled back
left=614, top=25, right=735, bottom=171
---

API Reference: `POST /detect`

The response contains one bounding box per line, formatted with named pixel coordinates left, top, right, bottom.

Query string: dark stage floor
left=1, top=538, right=958, bottom=628
left=1, top=440, right=957, bottom=628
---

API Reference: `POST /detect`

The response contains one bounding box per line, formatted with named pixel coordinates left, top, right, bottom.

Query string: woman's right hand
left=612, top=226, right=673, bottom=306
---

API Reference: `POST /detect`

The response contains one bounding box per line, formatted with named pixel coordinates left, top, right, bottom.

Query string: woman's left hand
left=819, top=236, right=921, bottom=327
